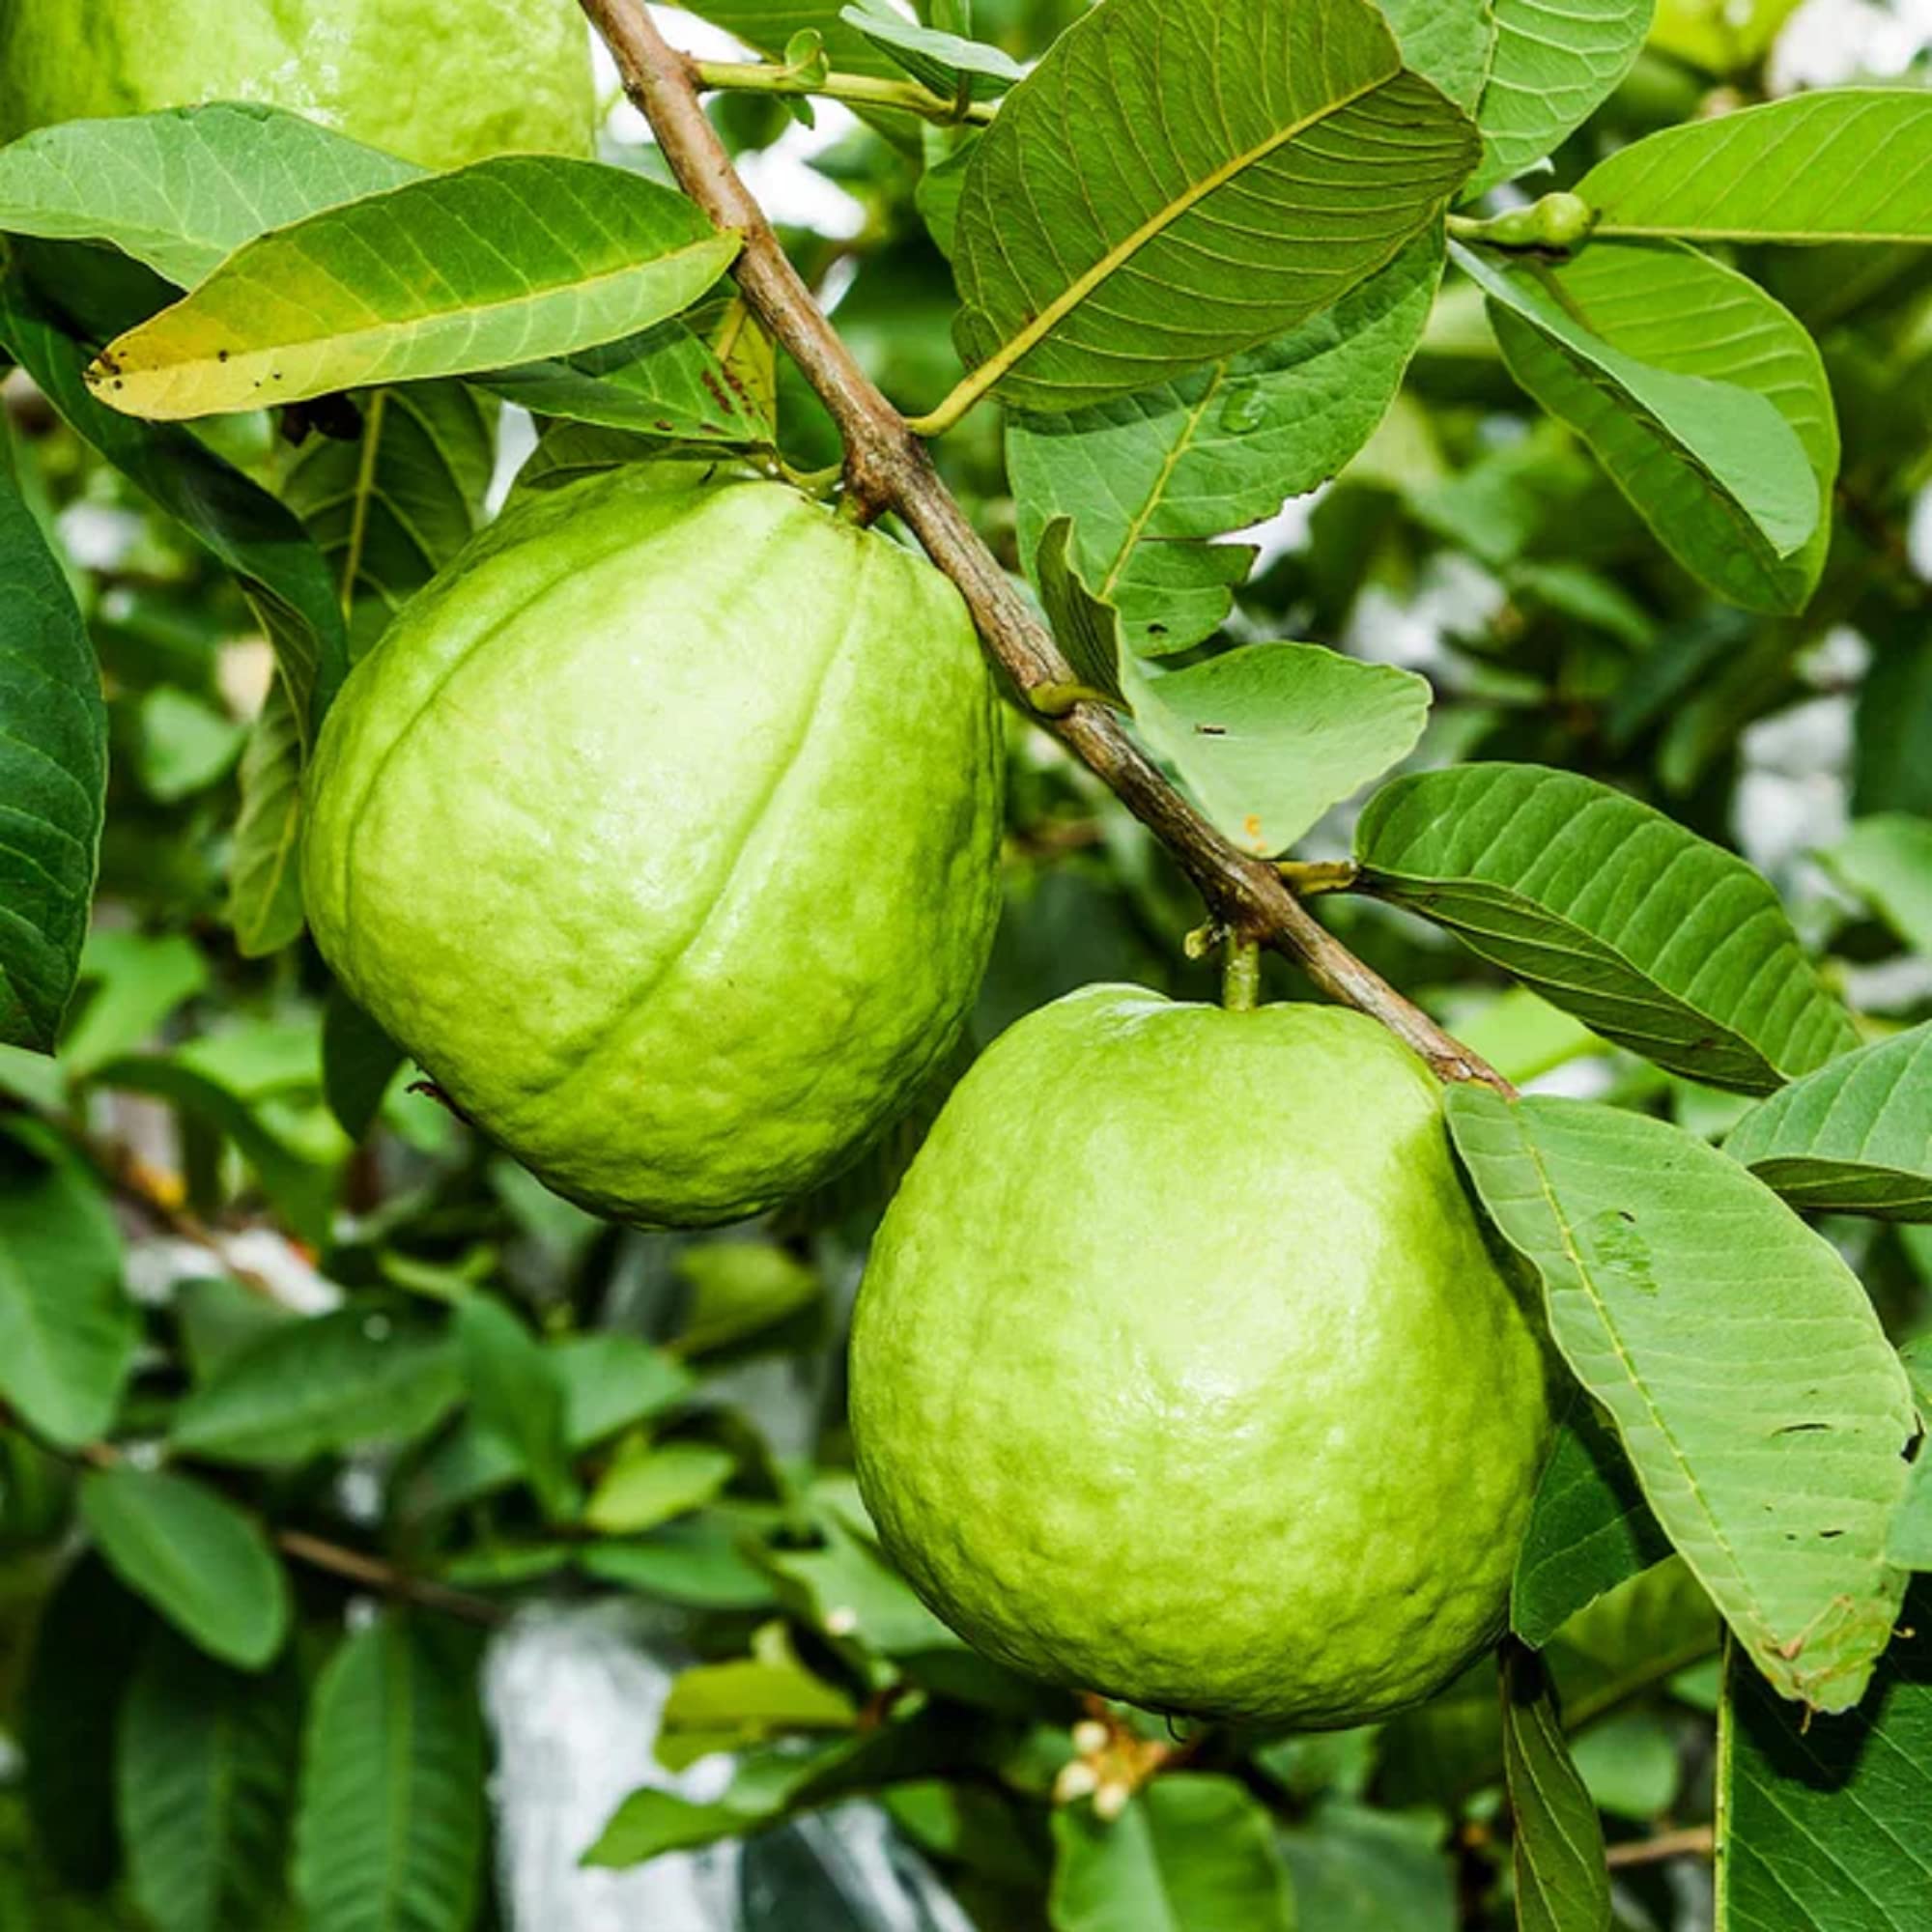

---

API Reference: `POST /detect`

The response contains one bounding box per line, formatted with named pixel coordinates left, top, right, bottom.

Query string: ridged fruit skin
left=0, top=0, right=594, bottom=169
left=851, top=987, right=1555, bottom=1727
left=301, top=472, right=1004, bottom=1227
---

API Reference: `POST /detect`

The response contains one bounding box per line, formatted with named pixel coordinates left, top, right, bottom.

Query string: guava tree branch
left=578, top=0, right=1508, bottom=1094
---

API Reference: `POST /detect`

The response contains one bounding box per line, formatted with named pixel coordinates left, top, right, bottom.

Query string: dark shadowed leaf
left=1499, top=1643, right=1612, bottom=1932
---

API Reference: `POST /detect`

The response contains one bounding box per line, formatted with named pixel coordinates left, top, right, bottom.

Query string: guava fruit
left=0, top=0, right=595, bottom=170
left=850, top=987, right=1555, bottom=1728
left=301, top=471, right=1004, bottom=1227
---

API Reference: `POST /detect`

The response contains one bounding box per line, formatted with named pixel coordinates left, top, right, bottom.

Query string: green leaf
left=1008, top=230, right=1443, bottom=656
left=0, top=103, right=419, bottom=286
left=950, top=0, right=1479, bottom=412
left=1470, top=0, right=1652, bottom=194
left=0, top=259, right=347, bottom=739
left=60, top=929, right=208, bottom=1079
left=838, top=1, right=1025, bottom=97
left=90, top=157, right=743, bottom=419
left=1048, top=1776, right=1296, bottom=1932
left=1499, top=1643, right=1612, bottom=1932
left=1580, top=90, right=1932, bottom=245
left=1822, top=812, right=1932, bottom=955
left=762, top=1510, right=959, bottom=1654
left=1280, top=1803, right=1456, bottom=1931
left=79, top=1466, right=290, bottom=1671
left=321, top=985, right=406, bottom=1141
left=581, top=1515, right=778, bottom=1609
left=1889, top=1456, right=1932, bottom=1569
left=455, top=1296, right=580, bottom=1522
left=293, top=1619, right=484, bottom=1932
left=0, top=444, right=104, bottom=1052
left=1720, top=1577, right=1932, bottom=1928
left=223, top=677, right=305, bottom=959
left=282, top=382, right=495, bottom=630
left=1354, top=764, right=1857, bottom=1091
left=671, top=1242, right=823, bottom=1357
left=1378, top=0, right=1498, bottom=111
left=1126, top=641, right=1432, bottom=858
left=1446, top=1088, right=1916, bottom=1713
left=171, top=1308, right=463, bottom=1466
left=1723, top=1023, right=1932, bottom=1220
left=1513, top=1401, right=1670, bottom=1648
left=0, top=1122, right=134, bottom=1446
left=584, top=1438, right=736, bottom=1536
left=116, top=1634, right=299, bottom=1932
left=1460, top=242, right=1833, bottom=612
left=661, top=1625, right=858, bottom=1750
left=21, top=1555, right=150, bottom=1892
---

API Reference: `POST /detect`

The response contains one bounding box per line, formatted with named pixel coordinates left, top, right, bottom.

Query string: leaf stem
left=1222, top=937, right=1262, bottom=1011
left=1277, top=858, right=1359, bottom=896
left=576, top=0, right=1507, bottom=1094
left=689, top=57, right=997, bottom=127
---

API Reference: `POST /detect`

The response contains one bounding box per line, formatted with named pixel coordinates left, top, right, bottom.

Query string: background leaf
left=1355, top=763, right=1858, bottom=1091
left=91, top=158, right=742, bottom=418
left=116, top=1634, right=300, bottom=1932
left=1720, top=1579, right=1932, bottom=1928
left=0, top=1120, right=134, bottom=1447
left=1822, top=812, right=1932, bottom=956
left=1724, top=1022, right=1932, bottom=1219
left=1447, top=1088, right=1915, bottom=1714
left=0, top=443, right=104, bottom=1051
left=455, top=1296, right=581, bottom=1522
left=0, top=103, right=419, bottom=285
left=949, top=0, right=1478, bottom=411
left=223, top=677, right=305, bottom=958
left=293, top=1619, right=484, bottom=1932
left=1580, top=90, right=1932, bottom=244
left=1009, top=230, right=1443, bottom=655
left=1048, top=1776, right=1296, bottom=1931
left=1471, top=0, right=1653, bottom=194
left=1499, top=1643, right=1612, bottom=1932
left=79, top=1465, right=290, bottom=1671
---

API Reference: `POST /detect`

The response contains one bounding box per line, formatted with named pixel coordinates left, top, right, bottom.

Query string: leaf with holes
left=80, top=1466, right=290, bottom=1670
left=1447, top=1088, right=1915, bottom=1713
left=0, top=103, right=419, bottom=286
left=116, top=1634, right=300, bottom=1932
left=1724, top=1023, right=1932, bottom=1220
left=1720, top=1577, right=1932, bottom=1929
left=88, top=158, right=742, bottom=420
left=1355, top=764, right=1856, bottom=1090
left=1009, top=229, right=1442, bottom=656
left=293, top=1619, right=484, bottom=1932
left=1499, top=1643, right=1612, bottom=1932
left=1460, top=241, right=1834, bottom=613
left=0, top=451, right=104, bottom=1052
left=949, top=0, right=1478, bottom=412
left=1581, top=90, right=1932, bottom=245
left=1471, top=0, right=1653, bottom=194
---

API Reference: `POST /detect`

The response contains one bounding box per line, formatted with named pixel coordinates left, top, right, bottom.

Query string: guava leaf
left=1821, top=812, right=1932, bottom=955
left=950, top=0, right=1479, bottom=412
left=293, top=1620, right=484, bottom=1932
left=1378, top=0, right=1498, bottom=111
left=1009, top=230, right=1443, bottom=657
left=1499, top=1643, right=1613, bottom=1932
left=1354, top=763, right=1857, bottom=1092
left=321, top=988, right=406, bottom=1141
left=88, top=158, right=743, bottom=420
left=1513, top=1401, right=1670, bottom=1648
left=1723, top=1023, right=1932, bottom=1220
left=1720, top=1579, right=1932, bottom=1927
left=1050, top=1776, right=1295, bottom=1932
left=1447, top=1088, right=1915, bottom=1713
left=455, top=1297, right=580, bottom=1524
left=0, top=448, right=104, bottom=1052
left=1470, top=0, right=1653, bottom=194
left=80, top=1466, right=290, bottom=1671
left=224, top=679, right=305, bottom=961
left=1580, top=90, right=1932, bottom=245
left=838, top=1, right=1025, bottom=97
left=583, top=1440, right=736, bottom=1536
left=1460, top=241, right=1834, bottom=613
left=0, top=103, right=419, bottom=286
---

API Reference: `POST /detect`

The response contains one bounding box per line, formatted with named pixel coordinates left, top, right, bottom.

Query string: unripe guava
left=850, top=987, right=1555, bottom=1728
left=0, top=0, right=594, bottom=170
left=301, top=472, right=1004, bottom=1227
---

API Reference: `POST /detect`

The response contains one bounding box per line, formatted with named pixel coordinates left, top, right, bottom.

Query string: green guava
left=0, top=0, right=594, bottom=170
left=850, top=986, right=1555, bottom=1728
left=301, top=471, right=1005, bottom=1228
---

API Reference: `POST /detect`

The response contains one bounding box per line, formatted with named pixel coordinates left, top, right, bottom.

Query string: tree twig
left=1605, top=1825, right=1716, bottom=1868
left=577, top=0, right=1509, bottom=1093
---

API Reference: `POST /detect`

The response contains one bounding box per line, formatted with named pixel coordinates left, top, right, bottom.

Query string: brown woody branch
left=578, top=0, right=1506, bottom=1091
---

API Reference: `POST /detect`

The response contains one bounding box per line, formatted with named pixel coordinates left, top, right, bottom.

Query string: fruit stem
left=1222, top=937, right=1262, bottom=1012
